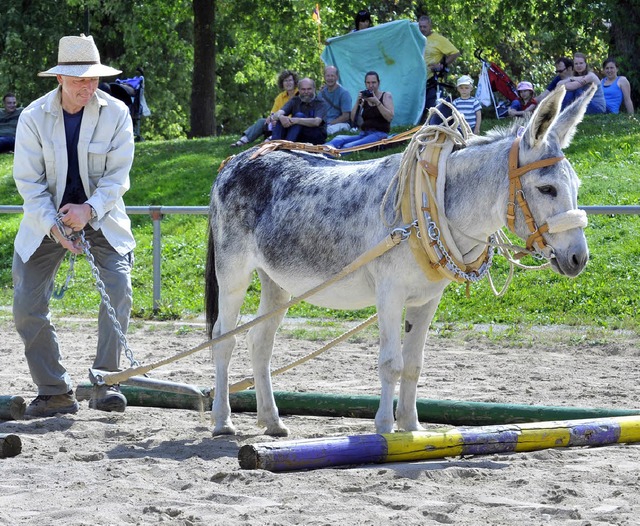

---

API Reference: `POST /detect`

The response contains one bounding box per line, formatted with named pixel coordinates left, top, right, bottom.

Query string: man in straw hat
left=13, top=34, right=135, bottom=417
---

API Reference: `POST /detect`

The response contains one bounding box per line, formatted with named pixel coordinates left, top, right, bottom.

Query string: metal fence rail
left=1, top=204, right=638, bottom=310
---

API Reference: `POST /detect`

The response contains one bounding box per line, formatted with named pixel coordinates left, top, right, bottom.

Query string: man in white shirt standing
left=13, top=34, right=135, bottom=417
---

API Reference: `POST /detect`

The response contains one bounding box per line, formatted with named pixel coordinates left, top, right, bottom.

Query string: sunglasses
left=555, top=68, right=566, bottom=73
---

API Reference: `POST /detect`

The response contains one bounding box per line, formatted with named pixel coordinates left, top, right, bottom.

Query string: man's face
left=3, top=96, right=17, bottom=113
left=57, top=75, right=99, bottom=111
left=298, top=81, right=315, bottom=103
left=418, top=19, right=432, bottom=37
left=324, top=68, right=338, bottom=88
left=555, top=62, right=572, bottom=79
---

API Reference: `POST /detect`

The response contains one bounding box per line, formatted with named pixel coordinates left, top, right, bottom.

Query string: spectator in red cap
left=507, top=81, right=538, bottom=117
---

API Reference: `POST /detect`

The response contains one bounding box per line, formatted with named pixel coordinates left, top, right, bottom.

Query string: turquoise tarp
left=321, top=20, right=426, bottom=127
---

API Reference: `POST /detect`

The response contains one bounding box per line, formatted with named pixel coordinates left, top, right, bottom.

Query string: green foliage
left=0, top=114, right=637, bottom=331
left=2, top=0, right=634, bottom=142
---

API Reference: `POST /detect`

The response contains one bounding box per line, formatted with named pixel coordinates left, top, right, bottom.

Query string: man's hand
left=50, top=224, right=83, bottom=254
left=59, top=203, right=92, bottom=230
left=278, top=115, right=295, bottom=128
left=53, top=203, right=92, bottom=254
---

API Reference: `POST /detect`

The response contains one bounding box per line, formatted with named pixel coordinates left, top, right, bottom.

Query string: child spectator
left=508, top=81, right=538, bottom=117
left=452, top=75, right=481, bottom=134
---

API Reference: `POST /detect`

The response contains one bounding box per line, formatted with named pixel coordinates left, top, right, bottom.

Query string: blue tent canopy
left=321, top=20, right=426, bottom=127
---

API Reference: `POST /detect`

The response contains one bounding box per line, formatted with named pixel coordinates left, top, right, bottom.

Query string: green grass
left=0, top=113, right=638, bottom=332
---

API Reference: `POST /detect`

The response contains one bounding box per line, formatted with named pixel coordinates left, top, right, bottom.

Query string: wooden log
left=228, top=391, right=640, bottom=426
left=0, top=395, right=26, bottom=421
left=239, top=415, right=640, bottom=472
left=76, top=384, right=206, bottom=411
left=0, top=433, right=22, bottom=458
left=75, top=385, right=640, bottom=426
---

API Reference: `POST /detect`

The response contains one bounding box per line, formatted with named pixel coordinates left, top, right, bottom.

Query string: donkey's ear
left=550, top=83, right=596, bottom=148
left=521, top=85, right=564, bottom=150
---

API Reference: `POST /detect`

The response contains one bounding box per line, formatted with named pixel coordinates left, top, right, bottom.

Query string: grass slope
left=0, top=113, right=638, bottom=331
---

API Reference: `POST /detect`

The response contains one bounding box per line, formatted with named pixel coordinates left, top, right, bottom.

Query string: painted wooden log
left=75, top=385, right=640, bottom=426
left=76, top=384, right=206, bottom=411
left=0, top=395, right=26, bottom=421
left=0, top=433, right=22, bottom=458
left=238, top=415, right=640, bottom=472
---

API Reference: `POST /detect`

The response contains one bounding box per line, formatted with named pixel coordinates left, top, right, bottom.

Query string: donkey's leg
left=396, top=297, right=442, bottom=431
left=211, top=261, right=253, bottom=436
left=246, top=269, right=291, bottom=436
left=375, top=287, right=405, bottom=434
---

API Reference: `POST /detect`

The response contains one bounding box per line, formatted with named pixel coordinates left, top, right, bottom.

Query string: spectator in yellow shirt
left=231, top=70, right=298, bottom=147
left=418, top=14, right=460, bottom=119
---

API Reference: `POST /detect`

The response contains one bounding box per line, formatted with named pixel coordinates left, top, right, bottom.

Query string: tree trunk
left=190, top=0, right=216, bottom=137
left=608, top=0, right=640, bottom=108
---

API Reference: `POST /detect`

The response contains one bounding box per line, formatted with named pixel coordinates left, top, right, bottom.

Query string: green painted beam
left=76, top=384, right=640, bottom=425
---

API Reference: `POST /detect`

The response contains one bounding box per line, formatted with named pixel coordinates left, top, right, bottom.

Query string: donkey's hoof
left=397, top=421, right=425, bottom=432
left=212, top=423, right=237, bottom=436
left=265, top=422, right=290, bottom=437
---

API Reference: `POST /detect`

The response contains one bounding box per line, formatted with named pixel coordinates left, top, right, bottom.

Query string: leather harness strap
left=507, top=136, right=564, bottom=251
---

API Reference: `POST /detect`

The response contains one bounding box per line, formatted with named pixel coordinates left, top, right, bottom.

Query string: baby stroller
left=101, top=68, right=150, bottom=140
left=474, top=49, right=520, bottom=119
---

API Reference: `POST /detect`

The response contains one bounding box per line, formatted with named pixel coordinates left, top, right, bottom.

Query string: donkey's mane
left=466, top=119, right=526, bottom=146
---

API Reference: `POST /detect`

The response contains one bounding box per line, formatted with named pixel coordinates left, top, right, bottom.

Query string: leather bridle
left=507, top=136, right=565, bottom=254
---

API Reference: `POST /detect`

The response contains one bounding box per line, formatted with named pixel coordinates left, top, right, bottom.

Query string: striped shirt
left=452, top=96, right=481, bottom=130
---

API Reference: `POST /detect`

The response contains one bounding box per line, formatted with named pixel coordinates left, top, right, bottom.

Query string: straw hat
left=456, top=75, right=474, bottom=87
left=38, top=34, right=121, bottom=78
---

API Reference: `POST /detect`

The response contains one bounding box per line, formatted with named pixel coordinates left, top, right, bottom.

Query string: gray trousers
left=243, top=118, right=268, bottom=142
left=13, top=228, right=133, bottom=396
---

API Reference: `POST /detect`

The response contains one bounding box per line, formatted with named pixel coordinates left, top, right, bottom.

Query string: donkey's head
left=508, top=84, right=594, bottom=277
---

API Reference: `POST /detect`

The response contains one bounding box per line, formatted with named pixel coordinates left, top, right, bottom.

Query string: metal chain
left=77, top=231, right=140, bottom=368
left=53, top=211, right=140, bottom=368
left=423, top=221, right=496, bottom=282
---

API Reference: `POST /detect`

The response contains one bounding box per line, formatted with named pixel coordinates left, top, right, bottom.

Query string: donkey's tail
left=204, top=221, right=219, bottom=338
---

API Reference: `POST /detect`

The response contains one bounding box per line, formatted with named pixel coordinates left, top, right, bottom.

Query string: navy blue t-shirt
left=60, top=108, right=87, bottom=206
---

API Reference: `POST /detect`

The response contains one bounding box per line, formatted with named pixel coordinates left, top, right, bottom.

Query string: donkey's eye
left=537, top=185, right=557, bottom=197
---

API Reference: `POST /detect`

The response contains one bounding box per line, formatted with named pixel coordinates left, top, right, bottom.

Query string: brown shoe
left=25, top=390, right=79, bottom=417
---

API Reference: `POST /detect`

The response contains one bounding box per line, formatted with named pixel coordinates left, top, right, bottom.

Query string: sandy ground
left=1, top=315, right=639, bottom=526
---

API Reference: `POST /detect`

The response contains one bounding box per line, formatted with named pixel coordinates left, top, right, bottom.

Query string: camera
left=361, top=89, right=374, bottom=98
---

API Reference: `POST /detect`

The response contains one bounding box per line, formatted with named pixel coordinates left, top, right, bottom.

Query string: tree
left=1, top=0, right=634, bottom=143
left=191, top=0, right=216, bottom=137
left=607, top=0, right=640, bottom=108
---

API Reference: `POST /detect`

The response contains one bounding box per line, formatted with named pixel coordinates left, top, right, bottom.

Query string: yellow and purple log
left=238, top=415, right=640, bottom=472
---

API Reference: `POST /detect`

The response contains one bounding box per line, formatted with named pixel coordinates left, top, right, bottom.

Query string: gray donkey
left=206, top=84, right=594, bottom=437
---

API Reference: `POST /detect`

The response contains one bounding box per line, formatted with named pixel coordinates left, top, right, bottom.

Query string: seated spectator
left=452, top=75, right=482, bottom=134
left=231, top=70, right=298, bottom=147
left=0, top=93, right=23, bottom=154
left=352, top=9, right=373, bottom=32
left=319, top=66, right=352, bottom=135
left=326, top=71, right=394, bottom=150
left=536, top=57, right=574, bottom=103
left=507, top=81, right=538, bottom=117
left=601, top=57, right=634, bottom=114
left=271, top=77, right=328, bottom=145
left=557, top=53, right=606, bottom=114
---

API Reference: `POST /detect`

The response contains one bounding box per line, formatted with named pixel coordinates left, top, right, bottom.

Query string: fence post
left=149, top=206, right=163, bottom=312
